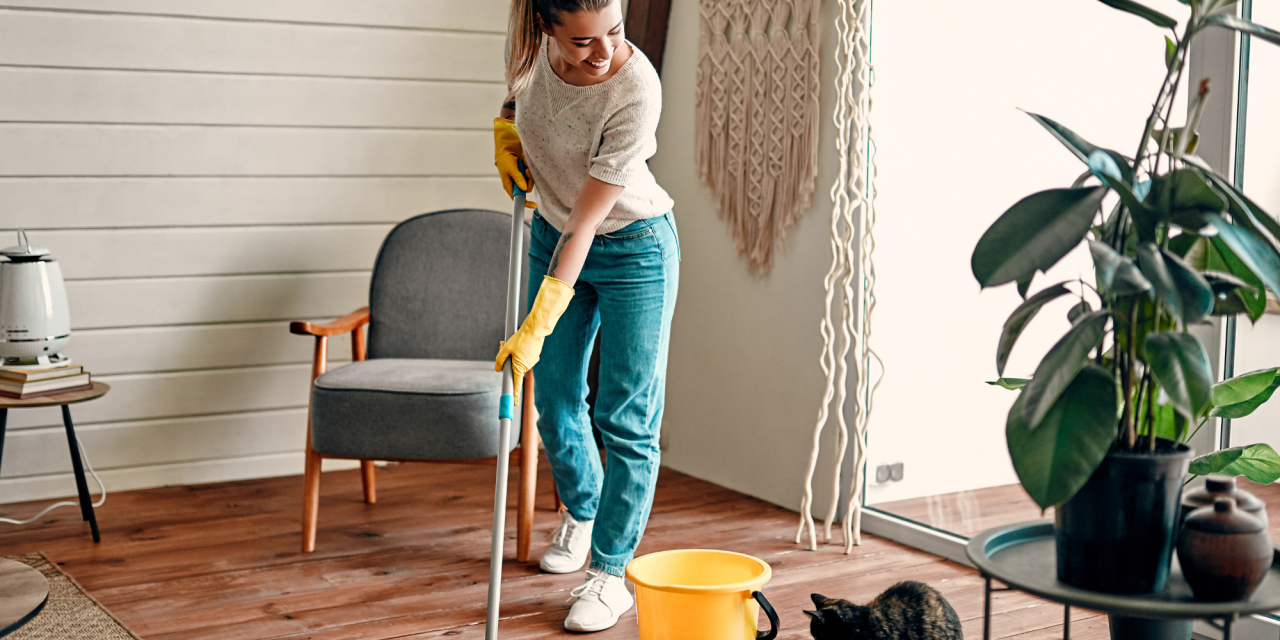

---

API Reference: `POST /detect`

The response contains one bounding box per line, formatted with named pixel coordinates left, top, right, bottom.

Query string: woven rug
left=5, top=553, right=140, bottom=640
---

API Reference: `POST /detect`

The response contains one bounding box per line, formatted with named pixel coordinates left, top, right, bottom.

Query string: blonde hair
left=505, top=0, right=617, bottom=102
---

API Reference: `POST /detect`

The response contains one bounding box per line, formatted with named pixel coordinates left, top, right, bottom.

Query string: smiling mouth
left=584, top=59, right=608, bottom=69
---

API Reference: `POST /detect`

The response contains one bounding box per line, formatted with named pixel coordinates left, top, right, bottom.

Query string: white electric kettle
left=0, top=230, right=71, bottom=363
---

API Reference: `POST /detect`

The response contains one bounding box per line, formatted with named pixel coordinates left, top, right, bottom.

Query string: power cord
left=0, top=438, right=106, bottom=525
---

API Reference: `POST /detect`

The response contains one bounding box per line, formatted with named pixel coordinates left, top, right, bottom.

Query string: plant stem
left=1126, top=298, right=1140, bottom=449
left=1111, top=22, right=1196, bottom=249
left=1187, top=416, right=1210, bottom=443
left=1148, top=372, right=1158, bottom=451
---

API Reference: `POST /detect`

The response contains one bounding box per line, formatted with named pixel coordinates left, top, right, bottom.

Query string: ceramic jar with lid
left=1177, top=497, right=1272, bottom=601
left=1183, top=475, right=1267, bottom=524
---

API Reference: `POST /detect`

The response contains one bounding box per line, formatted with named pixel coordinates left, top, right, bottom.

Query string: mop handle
left=486, top=160, right=528, bottom=640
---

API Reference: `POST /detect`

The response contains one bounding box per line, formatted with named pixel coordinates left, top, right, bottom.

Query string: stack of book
left=0, top=361, right=92, bottom=399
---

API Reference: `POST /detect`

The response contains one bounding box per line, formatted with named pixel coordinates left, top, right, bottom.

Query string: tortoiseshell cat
left=805, top=581, right=963, bottom=640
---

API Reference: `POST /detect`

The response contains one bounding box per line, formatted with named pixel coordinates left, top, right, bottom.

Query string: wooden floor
left=0, top=462, right=1106, bottom=639
left=873, top=479, right=1280, bottom=539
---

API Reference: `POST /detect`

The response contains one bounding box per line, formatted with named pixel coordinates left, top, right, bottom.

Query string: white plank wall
left=0, top=2, right=511, bottom=505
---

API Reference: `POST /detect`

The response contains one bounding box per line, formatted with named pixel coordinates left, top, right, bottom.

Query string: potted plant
left=971, top=0, right=1280, bottom=598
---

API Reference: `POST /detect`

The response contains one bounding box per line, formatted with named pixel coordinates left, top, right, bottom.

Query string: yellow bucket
left=625, top=549, right=778, bottom=640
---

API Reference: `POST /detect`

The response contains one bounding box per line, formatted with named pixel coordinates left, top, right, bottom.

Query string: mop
left=486, top=162, right=529, bottom=640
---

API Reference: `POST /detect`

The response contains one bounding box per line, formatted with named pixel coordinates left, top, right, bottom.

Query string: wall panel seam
left=0, top=122, right=492, bottom=132
left=63, top=269, right=372, bottom=283
left=6, top=406, right=313, bottom=433
left=0, top=174, right=493, bottom=179
left=0, top=6, right=506, bottom=35
left=0, top=450, right=311, bottom=481
left=1, top=223, right=401, bottom=231
left=0, top=64, right=507, bottom=85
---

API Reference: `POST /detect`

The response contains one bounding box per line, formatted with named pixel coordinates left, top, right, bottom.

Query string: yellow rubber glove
left=494, top=117, right=538, bottom=210
left=496, top=276, right=574, bottom=404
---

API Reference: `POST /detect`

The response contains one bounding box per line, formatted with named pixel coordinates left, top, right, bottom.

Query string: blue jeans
left=528, top=210, right=680, bottom=577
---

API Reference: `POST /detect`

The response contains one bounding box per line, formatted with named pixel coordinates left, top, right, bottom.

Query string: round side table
left=968, top=521, right=1280, bottom=640
left=0, top=558, right=48, bottom=637
left=0, top=382, right=110, bottom=542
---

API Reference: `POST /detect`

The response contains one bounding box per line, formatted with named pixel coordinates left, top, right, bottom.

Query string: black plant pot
left=1055, top=439, right=1192, bottom=595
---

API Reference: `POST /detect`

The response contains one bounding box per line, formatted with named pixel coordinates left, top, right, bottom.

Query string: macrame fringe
left=795, top=0, right=882, bottom=554
left=695, top=0, right=821, bottom=275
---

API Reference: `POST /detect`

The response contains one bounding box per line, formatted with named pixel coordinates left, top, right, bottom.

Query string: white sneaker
left=539, top=510, right=594, bottom=574
left=564, top=569, right=634, bottom=632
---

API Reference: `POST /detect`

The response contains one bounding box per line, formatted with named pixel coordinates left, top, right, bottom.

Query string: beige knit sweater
left=515, top=39, right=674, bottom=235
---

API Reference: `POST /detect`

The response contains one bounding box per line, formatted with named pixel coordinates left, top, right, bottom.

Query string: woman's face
left=544, top=1, right=626, bottom=81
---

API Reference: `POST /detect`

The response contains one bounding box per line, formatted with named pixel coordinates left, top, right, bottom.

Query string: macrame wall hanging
left=796, top=0, right=880, bottom=554
left=695, top=0, right=822, bottom=275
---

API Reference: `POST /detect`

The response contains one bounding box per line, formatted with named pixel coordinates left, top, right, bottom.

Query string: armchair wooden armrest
left=291, top=307, right=370, bottom=337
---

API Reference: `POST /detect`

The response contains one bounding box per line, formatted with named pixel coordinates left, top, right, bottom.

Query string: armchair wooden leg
left=302, top=334, right=329, bottom=553
left=361, top=460, right=377, bottom=504
left=517, top=372, right=537, bottom=563
left=302, top=446, right=322, bottom=553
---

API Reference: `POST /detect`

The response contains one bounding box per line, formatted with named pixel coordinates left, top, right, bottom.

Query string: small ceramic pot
left=1177, top=497, right=1272, bottom=602
left=1182, top=475, right=1267, bottom=525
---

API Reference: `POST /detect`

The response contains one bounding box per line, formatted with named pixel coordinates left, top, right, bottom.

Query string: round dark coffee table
left=968, top=521, right=1280, bottom=640
left=0, top=558, right=48, bottom=637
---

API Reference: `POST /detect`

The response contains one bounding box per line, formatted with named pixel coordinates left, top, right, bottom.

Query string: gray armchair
left=290, top=209, right=543, bottom=560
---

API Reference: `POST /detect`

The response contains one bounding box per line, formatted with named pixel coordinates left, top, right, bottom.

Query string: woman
left=493, top=0, right=678, bottom=632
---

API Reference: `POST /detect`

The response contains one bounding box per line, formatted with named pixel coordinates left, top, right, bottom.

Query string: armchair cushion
left=310, top=358, right=520, bottom=461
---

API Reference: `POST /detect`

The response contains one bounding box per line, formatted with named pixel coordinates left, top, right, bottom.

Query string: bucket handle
left=752, top=591, right=779, bottom=640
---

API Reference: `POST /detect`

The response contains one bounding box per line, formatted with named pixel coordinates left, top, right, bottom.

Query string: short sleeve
left=589, top=80, right=662, bottom=187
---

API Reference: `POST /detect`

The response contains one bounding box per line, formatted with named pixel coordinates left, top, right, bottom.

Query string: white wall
left=0, top=1, right=512, bottom=504
left=654, top=0, right=1209, bottom=513
left=863, top=0, right=1194, bottom=503
left=653, top=0, right=851, bottom=516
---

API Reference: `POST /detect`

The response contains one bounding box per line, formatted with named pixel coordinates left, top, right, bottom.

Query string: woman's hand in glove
left=494, top=117, right=538, bottom=209
left=495, top=275, right=574, bottom=404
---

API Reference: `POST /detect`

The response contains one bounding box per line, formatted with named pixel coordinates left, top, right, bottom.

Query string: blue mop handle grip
left=512, top=159, right=529, bottom=198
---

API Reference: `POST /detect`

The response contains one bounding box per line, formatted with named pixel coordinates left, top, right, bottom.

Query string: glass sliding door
left=863, top=0, right=1190, bottom=537
left=1220, top=0, right=1280, bottom=545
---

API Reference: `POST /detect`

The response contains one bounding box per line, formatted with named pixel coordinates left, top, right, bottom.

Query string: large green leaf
left=1190, top=444, right=1280, bottom=484
left=1098, top=0, right=1177, bottom=27
left=1148, top=402, right=1188, bottom=442
left=1204, top=271, right=1260, bottom=317
left=1167, top=233, right=1200, bottom=259
left=997, top=282, right=1071, bottom=377
left=1208, top=213, right=1280, bottom=298
left=1007, top=365, right=1118, bottom=509
left=1211, top=379, right=1280, bottom=419
left=1204, top=14, right=1280, bottom=48
left=1097, top=172, right=1160, bottom=241
left=1204, top=175, right=1280, bottom=279
left=1208, top=237, right=1268, bottom=322
left=1149, top=169, right=1228, bottom=232
left=1213, top=367, right=1280, bottom=406
left=1136, top=243, right=1214, bottom=325
left=973, top=188, right=1107, bottom=287
left=1022, top=311, right=1110, bottom=429
left=1068, top=300, right=1093, bottom=324
left=1145, top=331, right=1214, bottom=419
left=1024, top=113, right=1134, bottom=185
left=1202, top=270, right=1254, bottom=295
left=1089, top=240, right=1152, bottom=295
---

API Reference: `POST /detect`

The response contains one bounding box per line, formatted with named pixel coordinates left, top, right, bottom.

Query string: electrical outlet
left=875, top=462, right=904, bottom=483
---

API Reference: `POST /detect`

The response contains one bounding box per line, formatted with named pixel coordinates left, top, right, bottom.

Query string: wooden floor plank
left=872, top=478, right=1280, bottom=541
left=0, top=461, right=1088, bottom=639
